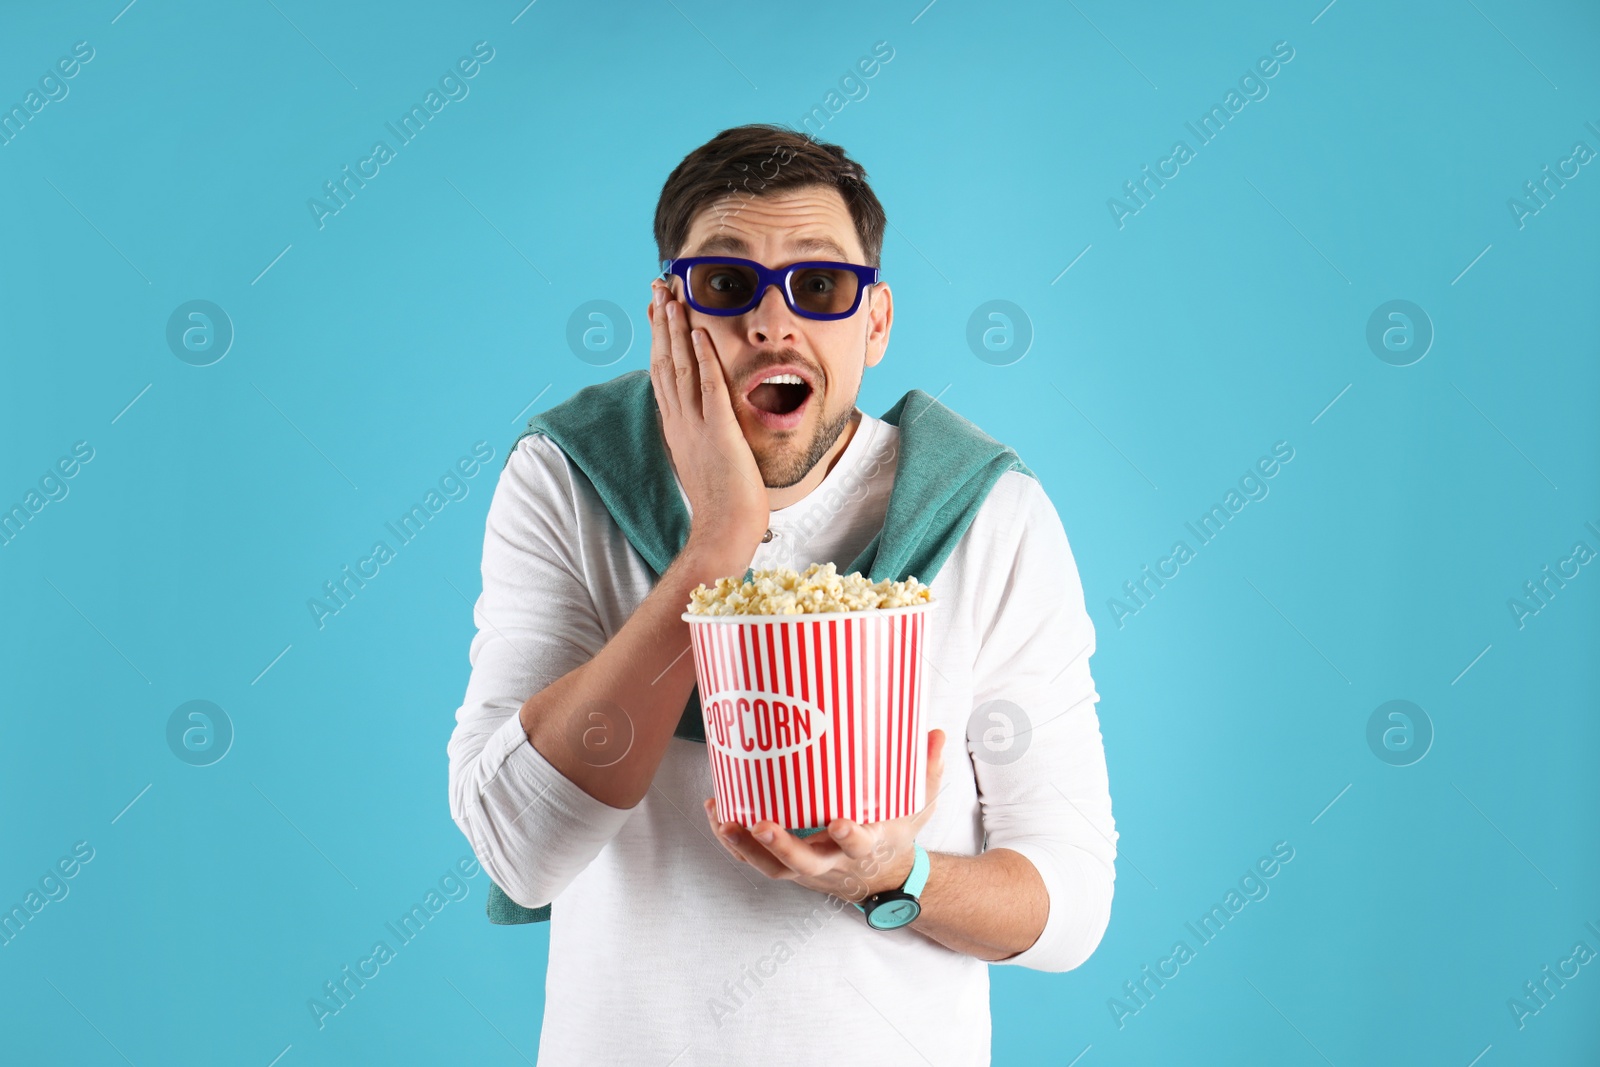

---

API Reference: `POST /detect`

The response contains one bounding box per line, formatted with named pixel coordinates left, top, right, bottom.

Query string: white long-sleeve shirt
left=447, top=407, right=1117, bottom=1066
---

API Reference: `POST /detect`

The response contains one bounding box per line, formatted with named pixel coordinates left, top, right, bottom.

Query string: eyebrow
left=686, top=234, right=853, bottom=262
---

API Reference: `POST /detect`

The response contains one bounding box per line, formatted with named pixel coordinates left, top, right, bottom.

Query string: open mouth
left=747, top=374, right=813, bottom=417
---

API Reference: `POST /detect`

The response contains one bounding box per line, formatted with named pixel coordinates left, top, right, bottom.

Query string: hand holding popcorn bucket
left=682, top=563, right=936, bottom=835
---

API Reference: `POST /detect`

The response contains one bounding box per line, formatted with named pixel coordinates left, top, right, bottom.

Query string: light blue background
left=2, top=1, right=1597, bottom=1064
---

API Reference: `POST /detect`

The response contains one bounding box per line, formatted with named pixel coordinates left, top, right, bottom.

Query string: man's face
left=669, top=184, right=892, bottom=489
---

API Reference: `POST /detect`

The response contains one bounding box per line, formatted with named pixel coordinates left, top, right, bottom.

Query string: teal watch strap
left=902, top=841, right=930, bottom=897
left=854, top=842, right=929, bottom=914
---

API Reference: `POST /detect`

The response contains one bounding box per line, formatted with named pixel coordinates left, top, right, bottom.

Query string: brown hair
left=653, top=123, right=887, bottom=268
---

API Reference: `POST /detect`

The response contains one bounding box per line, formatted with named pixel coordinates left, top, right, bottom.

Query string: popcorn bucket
left=681, top=602, right=936, bottom=833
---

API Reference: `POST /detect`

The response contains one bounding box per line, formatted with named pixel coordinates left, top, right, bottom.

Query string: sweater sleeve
left=446, top=433, right=638, bottom=910
left=967, top=473, right=1117, bottom=973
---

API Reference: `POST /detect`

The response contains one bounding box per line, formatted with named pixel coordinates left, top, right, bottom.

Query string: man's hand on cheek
left=702, top=729, right=946, bottom=904
left=647, top=278, right=769, bottom=559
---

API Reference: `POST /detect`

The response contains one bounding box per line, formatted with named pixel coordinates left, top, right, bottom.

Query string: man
left=447, top=124, right=1116, bottom=1065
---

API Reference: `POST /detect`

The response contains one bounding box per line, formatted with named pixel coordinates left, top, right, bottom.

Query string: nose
left=744, top=281, right=801, bottom=346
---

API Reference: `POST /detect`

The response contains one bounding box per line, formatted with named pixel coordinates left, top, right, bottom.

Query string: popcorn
left=686, top=561, right=932, bottom=616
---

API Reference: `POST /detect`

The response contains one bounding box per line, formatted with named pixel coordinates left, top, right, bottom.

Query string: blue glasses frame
left=659, top=256, right=880, bottom=321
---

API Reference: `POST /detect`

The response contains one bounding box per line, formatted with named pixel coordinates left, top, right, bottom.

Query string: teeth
left=759, top=373, right=805, bottom=386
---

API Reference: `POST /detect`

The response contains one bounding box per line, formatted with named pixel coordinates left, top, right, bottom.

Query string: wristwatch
left=854, top=842, right=930, bottom=930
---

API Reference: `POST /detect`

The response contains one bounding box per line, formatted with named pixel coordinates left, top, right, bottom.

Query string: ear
left=863, top=282, right=892, bottom=369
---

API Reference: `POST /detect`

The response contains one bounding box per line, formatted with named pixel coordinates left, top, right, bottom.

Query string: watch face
left=867, top=896, right=920, bottom=930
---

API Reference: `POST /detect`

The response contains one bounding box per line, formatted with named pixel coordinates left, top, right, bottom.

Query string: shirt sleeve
left=967, top=472, right=1117, bottom=973
left=446, top=433, right=638, bottom=910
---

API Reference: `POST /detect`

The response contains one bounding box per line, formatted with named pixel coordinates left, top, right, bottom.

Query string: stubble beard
left=751, top=387, right=859, bottom=490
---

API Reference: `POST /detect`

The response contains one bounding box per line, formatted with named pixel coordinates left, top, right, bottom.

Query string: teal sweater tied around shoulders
left=483, top=369, right=1034, bottom=925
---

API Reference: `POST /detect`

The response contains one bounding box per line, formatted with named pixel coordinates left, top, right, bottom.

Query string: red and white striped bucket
left=682, top=602, right=936, bottom=832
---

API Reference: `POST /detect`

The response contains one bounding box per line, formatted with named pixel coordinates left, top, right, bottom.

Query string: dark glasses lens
left=789, top=267, right=860, bottom=316
left=685, top=261, right=862, bottom=317
left=688, top=261, right=758, bottom=310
